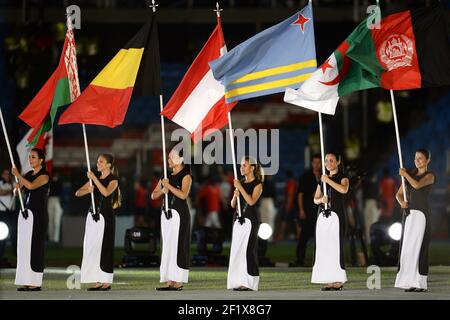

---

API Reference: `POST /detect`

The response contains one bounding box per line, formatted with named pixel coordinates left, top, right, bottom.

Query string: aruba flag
left=209, top=2, right=316, bottom=103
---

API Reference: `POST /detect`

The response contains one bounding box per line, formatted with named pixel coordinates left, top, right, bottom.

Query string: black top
left=49, top=178, right=63, bottom=197
left=261, top=178, right=276, bottom=200
left=167, top=166, right=191, bottom=210
left=93, top=173, right=119, bottom=214
left=298, top=170, right=320, bottom=218
left=320, top=172, right=347, bottom=215
left=238, top=178, right=262, bottom=221
left=24, top=168, right=50, bottom=212
left=405, top=170, right=435, bottom=214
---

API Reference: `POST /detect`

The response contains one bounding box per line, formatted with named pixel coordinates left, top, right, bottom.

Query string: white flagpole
left=227, top=112, right=243, bottom=218
left=159, top=95, right=169, bottom=211
left=0, top=107, right=25, bottom=212
left=318, top=112, right=328, bottom=209
left=214, top=2, right=242, bottom=217
left=82, top=124, right=96, bottom=215
left=389, top=90, right=407, bottom=201
left=151, top=0, right=169, bottom=211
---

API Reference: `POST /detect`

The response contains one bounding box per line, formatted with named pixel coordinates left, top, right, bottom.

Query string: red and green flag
left=19, top=18, right=80, bottom=146
left=284, top=4, right=450, bottom=114
left=58, top=13, right=160, bottom=127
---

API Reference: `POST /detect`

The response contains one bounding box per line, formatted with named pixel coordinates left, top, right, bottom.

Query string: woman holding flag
left=312, top=152, right=349, bottom=291
left=75, top=154, right=120, bottom=291
left=228, top=156, right=263, bottom=292
left=12, top=148, right=49, bottom=291
left=152, top=148, right=192, bottom=291
left=395, top=149, right=435, bottom=292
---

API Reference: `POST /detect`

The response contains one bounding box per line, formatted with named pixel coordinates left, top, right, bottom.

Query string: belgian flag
left=59, top=13, right=160, bottom=127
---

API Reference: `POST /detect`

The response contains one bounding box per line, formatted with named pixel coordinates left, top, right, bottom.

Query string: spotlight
left=257, top=223, right=274, bottom=267
left=0, top=222, right=8, bottom=241
left=370, top=221, right=400, bottom=266
left=388, top=222, right=402, bottom=241
left=121, top=227, right=160, bottom=267
left=258, top=223, right=272, bottom=240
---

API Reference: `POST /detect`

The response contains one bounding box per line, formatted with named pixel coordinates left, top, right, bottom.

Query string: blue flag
left=209, top=3, right=316, bottom=103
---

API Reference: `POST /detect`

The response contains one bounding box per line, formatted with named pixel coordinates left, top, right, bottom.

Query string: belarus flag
left=161, top=17, right=236, bottom=142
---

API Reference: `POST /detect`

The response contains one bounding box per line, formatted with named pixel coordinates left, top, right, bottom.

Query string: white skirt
left=160, top=209, right=189, bottom=283
left=81, top=212, right=114, bottom=284
left=15, top=210, right=43, bottom=287
left=227, top=218, right=259, bottom=291
left=311, top=211, right=347, bottom=284
left=395, top=209, right=427, bottom=289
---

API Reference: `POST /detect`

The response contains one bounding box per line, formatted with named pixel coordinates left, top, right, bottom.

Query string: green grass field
left=2, top=241, right=450, bottom=268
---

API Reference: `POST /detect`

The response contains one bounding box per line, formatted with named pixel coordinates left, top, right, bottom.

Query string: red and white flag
left=161, top=17, right=236, bottom=142
left=16, top=129, right=53, bottom=174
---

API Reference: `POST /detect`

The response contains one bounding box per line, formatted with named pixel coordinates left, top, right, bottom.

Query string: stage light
left=0, top=222, right=9, bottom=241
left=192, top=227, right=227, bottom=266
left=258, top=223, right=272, bottom=240
left=121, top=227, right=160, bottom=267
left=370, top=221, right=400, bottom=266
left=388, top=222, right=402, bottom=241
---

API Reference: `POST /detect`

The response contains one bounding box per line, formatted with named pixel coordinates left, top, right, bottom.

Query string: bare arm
left=163, top=175, right=192, bottom=200
left=395, top=185, right=408, bottom=208
left=93, top=178, right=118, bottom=198
left=18, top=174, right=49, bottom=191
left=75, top=181, right=92, bottom=197
left=322, top=176, right=349, bottom=194
left=400, top=170, right=435, bottom=190
left=313, top=185, right=323, bottom=205
left=236, top=182, right=263, bottom=207
left=151, top=180, right=167, bottom=200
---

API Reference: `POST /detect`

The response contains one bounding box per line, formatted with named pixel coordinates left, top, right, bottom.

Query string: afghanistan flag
left=19, top=18, right=80, bottom=146
left=284, top=5, right=450, bottom=115
left=59, top=13, right=160, bottom=127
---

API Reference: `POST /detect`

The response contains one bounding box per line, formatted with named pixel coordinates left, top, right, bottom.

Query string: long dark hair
left=244, top=156, right=264, bottom=182
left=31, top=148, right=46, bottom=170
left=325, top=152, right=344, bottom=175
left=100, top=153, right=121, bottom=209
left=413, top=148, right=431, bottom=175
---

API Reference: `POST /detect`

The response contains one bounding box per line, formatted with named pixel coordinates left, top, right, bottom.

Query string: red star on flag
left=291, top=14, right=311, bottom=33
left=320, top=58, right=333, bottom=74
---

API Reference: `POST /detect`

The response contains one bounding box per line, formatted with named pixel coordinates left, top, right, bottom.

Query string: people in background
left=294, top=154, right=321, bottom=267
left=47, top=171, right=63, bottom=244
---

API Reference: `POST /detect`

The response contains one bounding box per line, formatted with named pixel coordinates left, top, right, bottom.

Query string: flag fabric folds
left=16, top=129, right=53, bottom=174
left=161, top=17, right=236, bottom=142
left=18, top=18, right=80, bottom=146
left=209, top=2, right=316, bottom=103
left=285, top=5, right=450, bottom=115
left=59, top=13, right=161, bottom=127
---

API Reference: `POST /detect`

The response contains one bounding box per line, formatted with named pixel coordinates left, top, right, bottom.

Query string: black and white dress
left=311, top=172, right=347, bottom=284
left=395, top=170, right=435, bottom=290
left=227, top=179, right=262, bottom=291
left=15, top=169, right=49, bottom=287
left=81, top=173, right=118, bottom=284
left=160, top=167, right=191, bottom=284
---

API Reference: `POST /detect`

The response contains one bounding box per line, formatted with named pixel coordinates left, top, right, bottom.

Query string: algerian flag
left=284, top=5, right=450, bottom=114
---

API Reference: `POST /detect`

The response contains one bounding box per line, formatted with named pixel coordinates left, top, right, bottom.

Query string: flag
left=58, top=13, right=161, bottom=127
left=16, top=129, right=53, bottom=174
left=161, top=17, right=236, bottom=142
left=18, top=17, right=80, bottom=146
left=209, top=2, right=316, bottom=103
left=284, top=4, right=450, bottom=115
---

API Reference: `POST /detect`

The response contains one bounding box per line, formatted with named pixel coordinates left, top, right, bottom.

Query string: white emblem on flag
left=379, top=34, right=414, bottom=71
